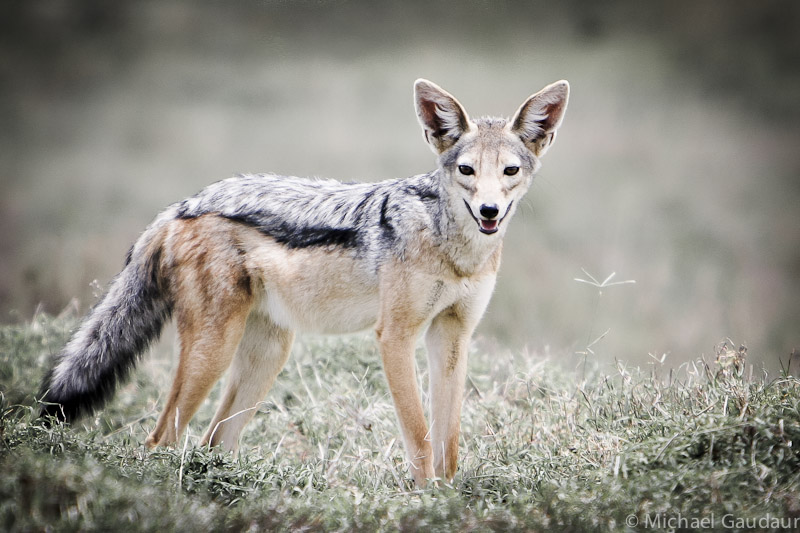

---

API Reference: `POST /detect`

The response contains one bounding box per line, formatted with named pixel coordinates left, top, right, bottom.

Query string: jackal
left=40, top=78, right=569, bottom=486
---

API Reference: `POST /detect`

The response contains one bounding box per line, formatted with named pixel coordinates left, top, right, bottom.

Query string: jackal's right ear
left=414, top=79, right=471, bottom=154
left=511, top=80, right=570, bottom=157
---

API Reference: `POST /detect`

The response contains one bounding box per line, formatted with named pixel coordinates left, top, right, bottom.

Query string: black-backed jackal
left=40, top=78, right=569, bottom=486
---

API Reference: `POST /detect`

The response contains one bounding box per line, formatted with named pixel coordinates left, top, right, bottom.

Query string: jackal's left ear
left=414, top=79, right=472, bottom=154
left=511, top=80, right=570, bottom=157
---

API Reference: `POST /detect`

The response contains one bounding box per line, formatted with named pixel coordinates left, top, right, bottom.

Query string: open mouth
left=479, top=219, right=499, bottom=233
left=464, top=200, right=512, bottom=235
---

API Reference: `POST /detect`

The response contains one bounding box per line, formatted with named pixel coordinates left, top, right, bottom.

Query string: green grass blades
left=2, top=315, right=799, bottom=532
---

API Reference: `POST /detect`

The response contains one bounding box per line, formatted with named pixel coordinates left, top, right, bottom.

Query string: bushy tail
left=39, top=231, right=173, bottom=422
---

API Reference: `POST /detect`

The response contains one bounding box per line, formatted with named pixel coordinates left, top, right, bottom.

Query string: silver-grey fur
left=176, top=172, right=445, bottom=270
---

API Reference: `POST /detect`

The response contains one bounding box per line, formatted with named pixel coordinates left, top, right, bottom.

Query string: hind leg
left=144, top=215, right=257, bottom=448
left=201, top=312, right=294, bottom=451
left=145, top=300, right=252, bottom=449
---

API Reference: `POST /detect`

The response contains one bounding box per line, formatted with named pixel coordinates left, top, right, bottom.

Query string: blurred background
left=1, top=0, right=798, bottom=372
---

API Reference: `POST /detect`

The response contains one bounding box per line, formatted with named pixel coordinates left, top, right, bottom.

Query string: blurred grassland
left=1, top=1, right=799, bottom=371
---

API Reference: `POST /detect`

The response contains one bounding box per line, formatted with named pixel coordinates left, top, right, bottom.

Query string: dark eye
left=458, top=165, right=475, bottom=176
left=504, top=166, right=520, bottom=176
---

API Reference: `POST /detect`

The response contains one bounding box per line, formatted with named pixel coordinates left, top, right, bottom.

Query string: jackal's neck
left=440, top=224, right=503, bottom=278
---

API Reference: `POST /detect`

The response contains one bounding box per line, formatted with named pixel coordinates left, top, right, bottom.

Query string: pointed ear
left=414, top=79, right=471, bottom=154
left=511, top=80, right=569, bottom=157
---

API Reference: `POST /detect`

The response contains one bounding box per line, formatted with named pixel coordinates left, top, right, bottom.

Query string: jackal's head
left=414, top=78, right=569, bottom=236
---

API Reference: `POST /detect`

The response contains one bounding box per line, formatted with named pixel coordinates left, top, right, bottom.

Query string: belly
left=260, top=284, right=379, bottom=334
left=246, top=239, right=381, bottom=334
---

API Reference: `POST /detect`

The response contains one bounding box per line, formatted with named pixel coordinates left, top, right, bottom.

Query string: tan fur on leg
left=201, top=313, right=294, bottom=451
left=426, top=309, right=471, bottom=480
left=378, top=324, right=434, bottom=486
left=146, top=217, right=255, bottom=448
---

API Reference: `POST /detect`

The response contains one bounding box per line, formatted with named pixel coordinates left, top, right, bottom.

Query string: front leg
left=425, top=309, right=471, bottom=481
left=426, top=276, right=496, bottom=481
left=377, top=321, right=434, bottom=487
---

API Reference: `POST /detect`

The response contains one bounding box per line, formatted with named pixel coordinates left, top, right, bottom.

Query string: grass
left=1, top=313, right=800, bottom=532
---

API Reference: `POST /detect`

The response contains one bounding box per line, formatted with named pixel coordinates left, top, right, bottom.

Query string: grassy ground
left=1, top=314, right=799, bottom=532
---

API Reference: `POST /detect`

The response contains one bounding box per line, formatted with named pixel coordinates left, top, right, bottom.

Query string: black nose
left=479, top=203, right=500, bottom=219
